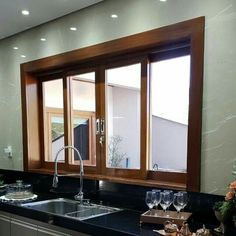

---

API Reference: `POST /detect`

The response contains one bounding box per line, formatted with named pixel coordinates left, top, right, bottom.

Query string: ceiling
left=0, top=0, right=103, bottom=40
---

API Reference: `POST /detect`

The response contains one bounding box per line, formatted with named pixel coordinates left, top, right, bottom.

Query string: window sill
left=29, top=168, right=186, bottom=191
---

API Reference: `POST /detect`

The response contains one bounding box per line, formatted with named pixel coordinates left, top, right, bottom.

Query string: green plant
left=108, top=135, right=128, bottom=168
left=214, top=180, right=236, bottom=220
left=219, top=200, right=236, bottom=220
left=213, top=201, right=224, bottom=211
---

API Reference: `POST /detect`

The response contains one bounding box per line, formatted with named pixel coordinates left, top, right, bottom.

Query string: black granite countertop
left=0, top=169, right=236, bottom=236
left=0, top=193, right=153, bottom=236
left=0, top=192, right=234, bottom=236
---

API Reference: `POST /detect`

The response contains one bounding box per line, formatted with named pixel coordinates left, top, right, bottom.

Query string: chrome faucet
left=52, top=146, right=84, bottom=201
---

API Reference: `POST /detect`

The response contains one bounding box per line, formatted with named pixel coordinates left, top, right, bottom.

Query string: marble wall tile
left=0, top=0, right=236, bottom=194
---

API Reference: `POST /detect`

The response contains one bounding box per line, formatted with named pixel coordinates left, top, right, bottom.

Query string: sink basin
left=22, top=198, right=122, bottom=220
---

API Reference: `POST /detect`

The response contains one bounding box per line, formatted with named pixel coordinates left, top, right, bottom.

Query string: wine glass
left=152, top=189, right=161, bottom=209
left=145, top=191, right=155, bottom=211
left=160, top=191, right=171, bottom=212
left=178, top=191, right=188, bottom=211
left=173, top=192, right=182, bottom=213
left=164, top=190, right=174, bottom=210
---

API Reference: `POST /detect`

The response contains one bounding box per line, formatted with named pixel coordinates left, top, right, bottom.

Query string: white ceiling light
left=21, top=55, right=26, bottom=58
left=21, top=10, right=30, bottom=15
left=40, top=38, right=46, bottom=41
left=13, top=47, right=18, bottom=50
left=111, top=14, right=118, bottom=18
left=70, top=27, right=77, bottom=31
left=160, top=0, right=167, bottom=2
left=0, top=1, right=103, bottom=40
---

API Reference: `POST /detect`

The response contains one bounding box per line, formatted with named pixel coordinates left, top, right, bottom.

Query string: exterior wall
left=152, top=116, right=187, bottom=172
left=111, top=87, right=140, bottom=169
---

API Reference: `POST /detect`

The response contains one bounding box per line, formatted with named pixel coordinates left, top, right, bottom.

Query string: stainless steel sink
left=22, top=198, right=122, bottom=220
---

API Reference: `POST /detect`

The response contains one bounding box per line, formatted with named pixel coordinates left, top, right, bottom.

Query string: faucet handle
left=74, top=191, right=84, bottom=202
left=52, top=175, right=58, bottom=188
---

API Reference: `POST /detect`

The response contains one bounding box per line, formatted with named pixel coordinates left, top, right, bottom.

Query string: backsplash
left=0, top=169, right=224, bottom=226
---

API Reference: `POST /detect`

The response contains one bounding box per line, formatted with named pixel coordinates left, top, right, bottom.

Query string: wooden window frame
left=71, top=110, right=96, bottom=166
left=44, top=107, right=64, bottom=163
left=21, top=17, right=204, bottom=191
left=38, top=71, right=98, bottom=174
left=147, top=46, right=191, bottom=187
left=98, top=57, right=148, bottom=180
left=43, top=107, right=96, bottom=166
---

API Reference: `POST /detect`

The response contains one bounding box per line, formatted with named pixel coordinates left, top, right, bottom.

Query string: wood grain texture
left=21, top=16, right=205, bottom=191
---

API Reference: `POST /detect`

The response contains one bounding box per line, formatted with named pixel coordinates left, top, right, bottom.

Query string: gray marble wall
left=0, top=0, right=235, bottom=195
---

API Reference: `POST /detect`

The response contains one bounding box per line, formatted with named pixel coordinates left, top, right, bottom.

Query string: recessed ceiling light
left=21, top=55, right=26, bottom=58
left=160, top=0, right=167, bottom=2
left=40, top=38, right=46, bottom=41
left=111, top=14, right=118, bottom=18
left=21, top=10, right=30, bottom=15
left=13, top=47, right=18, bottom=50
left=70, top=27, right=77, bottom=31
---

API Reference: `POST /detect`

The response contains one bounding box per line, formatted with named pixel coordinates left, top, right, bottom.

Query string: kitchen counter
left=0, top=193, right=154, bottom=236
left=0, top=169, right=236, bottom=236
left=0, top=193, right=235, bottom=236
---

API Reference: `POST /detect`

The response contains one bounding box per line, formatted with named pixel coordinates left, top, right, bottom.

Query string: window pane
left=73, top=118, right=89, bottom=161
left=43, top=79, right=65, bottom=162
left=106, top=64, right=141, bottom=169
left=70, top=72, right=96, bottom=166
left=71, top=72, right=95, bottom=112
left=150, top=55, right=190, bottom=172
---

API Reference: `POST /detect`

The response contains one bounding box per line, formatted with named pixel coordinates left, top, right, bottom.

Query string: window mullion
left=63, top=75, right=72, bottom=168
left=140, top=57, right=149, bottom=179
left=96, top=66, right=105, bottom=175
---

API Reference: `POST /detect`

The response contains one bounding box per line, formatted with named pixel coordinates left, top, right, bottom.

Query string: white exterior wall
left=152, top=116, right=188, bottom=172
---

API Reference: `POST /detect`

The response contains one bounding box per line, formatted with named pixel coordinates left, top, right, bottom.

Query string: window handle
left=100, top=118, right=105, bottom=135
left=99, top=136, right=105, bottom=146
left=96, top=118, right=100, bottom=135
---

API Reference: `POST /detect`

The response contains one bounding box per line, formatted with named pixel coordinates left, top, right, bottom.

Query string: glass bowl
left=5, top=180, right=33, bottom=200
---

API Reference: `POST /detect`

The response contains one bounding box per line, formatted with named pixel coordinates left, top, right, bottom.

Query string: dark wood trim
left=147, top=171, right=186, bottom=185
left=149, top=46, right=190, bottom=63
left=102, top=57, right=145, bottom=178
left=39, top=81, right=46, bottom=166
left=186, top=23, right=205, bottom=192
left=147, top=47, right=190, bottom=186
left=65, top=66, right=97, bottom=78
left=21, top=16, right=205, bottom=191
left=38, top=73, right=64, bottom=82
left=28, top=168, right=186, bottom=190
left=42, top=162, right=97, bottom=174
left=21, top=69, right=41, bottom=170
left=103, top=169, right=142, bottom=179
left=96, top=66, right=105, bottom=175
left=140, top=58, right=149, bottom=179
left=63, top=76, right=70, bottom=166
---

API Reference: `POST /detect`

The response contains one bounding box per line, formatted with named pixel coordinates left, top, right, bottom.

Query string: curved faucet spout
left=52, top=146, right=84, bottom=201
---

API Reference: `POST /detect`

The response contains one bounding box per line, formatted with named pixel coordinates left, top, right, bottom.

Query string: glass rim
left=152, top=189, right=161, bottom=192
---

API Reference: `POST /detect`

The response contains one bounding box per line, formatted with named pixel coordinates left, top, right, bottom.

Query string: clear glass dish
left=5, top=180, right=33, bottom=200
